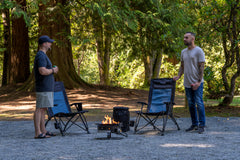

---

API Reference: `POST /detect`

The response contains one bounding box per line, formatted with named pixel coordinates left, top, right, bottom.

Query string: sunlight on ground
left=0, top=113, right=33, bottom=120
left=83, top=104, right=115, bottom=109
left=71, top=93, right=138, bottom=102
left=0, top=88, right=238, bottom=121
left=0, top=104, right=33, bottom=112
left=160, top=143, right=214, bottom=148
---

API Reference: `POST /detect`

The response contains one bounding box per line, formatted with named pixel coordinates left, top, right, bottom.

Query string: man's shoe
left=198, top=126, right=205, bottom=134
left=185, top=125, right=198, bottom=132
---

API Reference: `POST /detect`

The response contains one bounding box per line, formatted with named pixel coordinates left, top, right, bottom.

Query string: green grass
left=204, top=95, right=240, bottom=107
left=231, top=96, right=240, bottom=106
left=172, top=95, right=240, bottom=118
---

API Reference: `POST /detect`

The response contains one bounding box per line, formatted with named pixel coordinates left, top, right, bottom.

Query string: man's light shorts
left=36, top=92, right=54, bottom=108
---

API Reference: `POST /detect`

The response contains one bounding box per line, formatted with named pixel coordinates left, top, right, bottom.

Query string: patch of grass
left=172, top=94, right=240, bottom=118
left=231, top=96, right=240, bottom=106
left=204, top=95, right=240, bottom=107
left=172, top=105, right=240, bottom=118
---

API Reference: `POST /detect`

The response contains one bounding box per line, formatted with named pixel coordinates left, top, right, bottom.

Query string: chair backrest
left=47, top=81, right=72, bottom=117
left=147, top=78, right=176, bottom=113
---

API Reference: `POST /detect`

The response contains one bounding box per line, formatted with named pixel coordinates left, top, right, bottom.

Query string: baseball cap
left=38, top=35, right=54, bottom=44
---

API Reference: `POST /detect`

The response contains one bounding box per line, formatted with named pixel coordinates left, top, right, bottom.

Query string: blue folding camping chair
left=45, top=81, right=90, bottom=136
left=134, top=78, right=180, bottom=135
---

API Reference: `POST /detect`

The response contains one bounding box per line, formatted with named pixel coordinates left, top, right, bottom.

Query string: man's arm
left=178, top=61, right=184, bottom=77
left=173, top=61, right=184, bottom=81
left=39, top=67, right=58, bottom=75
left=198, top=62, right=204, bottom=82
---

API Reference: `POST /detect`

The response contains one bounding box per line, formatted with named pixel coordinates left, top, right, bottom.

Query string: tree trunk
left=103, top=23, right=111, bottom=85
left=221, top=95, right=234, bottom=106
left=140, top=27, right=152, bottom=87
left=40, top=0, right=88, bottom=89
left=143, top=49, right=163, bottom=85
left=92, top=12, right=104, bottom=85
left=10, top=0, right=30, bottom=84
left=92, top=10, right=111, bottom=85
left=20, top=0, right=88, bottom=91
left=1, top=9, right=11, bottom=86
left=142, top=54, right=152, bottom=87
left=142, top=29, right=165, bottom=86
left=152, top=49, right=163, bottom=79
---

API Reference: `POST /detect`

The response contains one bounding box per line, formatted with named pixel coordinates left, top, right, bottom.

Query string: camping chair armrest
left=137, top=102, right=148, bottom=112
left=70, top=103, right=83, bottom=111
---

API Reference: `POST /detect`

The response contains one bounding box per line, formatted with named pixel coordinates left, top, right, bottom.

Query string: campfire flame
left=102, top=115, right=119, bottom=124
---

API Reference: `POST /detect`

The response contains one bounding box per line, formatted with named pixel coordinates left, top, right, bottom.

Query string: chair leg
left=52, top=117, right=65, bottom=136
left=151, top=118, right=158, bottom=130
left=161, top=115, right=168, bottom=136
left=61, top=113, right=90, bottom=134
left=134, top=113, right=141, bottom=133
left=78, top=113, right=90, bottom=134
left=170, top=114, right=180, bottom=130
left=135, top=113, right=163, bottom=133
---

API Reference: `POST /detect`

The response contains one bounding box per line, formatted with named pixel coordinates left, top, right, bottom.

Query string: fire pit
left=96, top=115, right=128, bottom=139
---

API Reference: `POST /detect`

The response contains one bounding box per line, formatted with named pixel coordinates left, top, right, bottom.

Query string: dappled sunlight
left=83, top=104, right=115, bottom=109
left=173, top=105, right=184, bottom=108
left=160, top=143, right=214, bottom=148
left=0, top=104, right=34, bottom=112
left=0, top=86, right=196, bottom=120
left=0, top=113, right=33, bottom=120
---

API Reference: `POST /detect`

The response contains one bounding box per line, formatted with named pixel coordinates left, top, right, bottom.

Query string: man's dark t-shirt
left=34, top=51, right=54, bottom=92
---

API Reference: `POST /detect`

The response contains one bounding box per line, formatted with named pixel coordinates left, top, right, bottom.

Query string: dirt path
left=0, top=85, right=185, bottom=121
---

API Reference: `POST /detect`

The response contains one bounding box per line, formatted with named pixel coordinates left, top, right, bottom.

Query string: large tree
left=88, top=0, right=135, bottom=85
left=91, top=2, right=111, bottom=85
left=200, top=0, right=240, bottom=106
left=10, top=0, right=30, bottom=84
left=1, top=0, right=30, bottom=85
left=21, top=0, right=88, bottom=90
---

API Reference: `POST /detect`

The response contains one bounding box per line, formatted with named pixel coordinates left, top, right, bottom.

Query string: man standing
left=173, top=32, right=206, bottom=134
left=33, top=35, right=59, bottom=138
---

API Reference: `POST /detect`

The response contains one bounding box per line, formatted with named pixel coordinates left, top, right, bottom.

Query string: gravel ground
left=0, top=117, right=239, bottom=160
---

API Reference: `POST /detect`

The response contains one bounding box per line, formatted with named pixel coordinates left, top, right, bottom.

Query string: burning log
left=101, top=115, right=119, bottom=124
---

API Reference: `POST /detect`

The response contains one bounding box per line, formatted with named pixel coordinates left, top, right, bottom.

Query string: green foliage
left=197, top=0, right=240, bottom=101
left=1, top=0, right=32, bottom=27
left=0, top=0, right=239, bottom=107
left=203, top=46, right=226, bottom=98
left=0, top=0, right=16, bottom=10
left=76, top=50, right=100, bottom=84
left=160, top=56, right=185, bottom=92
left=110, top=49, right=144, bottom=88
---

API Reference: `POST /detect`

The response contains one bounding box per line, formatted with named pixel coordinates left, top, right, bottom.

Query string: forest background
left=0, top=0, right=240, bottom=116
